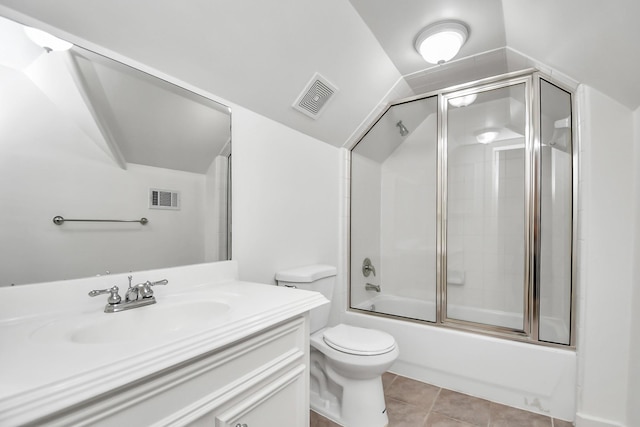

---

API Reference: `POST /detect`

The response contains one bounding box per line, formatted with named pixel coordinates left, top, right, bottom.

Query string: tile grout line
left=423, top=386, right=442, bottom=425
left=486, top=401, right=491, bottom=427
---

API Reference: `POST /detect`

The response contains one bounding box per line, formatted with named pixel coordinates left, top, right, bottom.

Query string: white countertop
left=0, top=261, right=327, bottom=426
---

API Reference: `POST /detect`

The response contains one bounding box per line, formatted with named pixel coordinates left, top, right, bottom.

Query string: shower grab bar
left=52, top=216, right=148, bottom=225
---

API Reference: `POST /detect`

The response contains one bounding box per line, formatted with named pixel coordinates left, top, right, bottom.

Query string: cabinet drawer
left=214, top=364, right=307, bottom=427
left=35, top=316, right=308, bottom=427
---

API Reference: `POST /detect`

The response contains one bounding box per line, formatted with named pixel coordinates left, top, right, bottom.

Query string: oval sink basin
left=30, top=300, right=230, bottom=344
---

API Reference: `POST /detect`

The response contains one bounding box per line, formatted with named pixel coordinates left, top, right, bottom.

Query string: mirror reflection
left=0, top=16, right=231, bottom=286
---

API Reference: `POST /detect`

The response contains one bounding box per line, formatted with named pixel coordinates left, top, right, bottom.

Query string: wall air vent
left=292, top=72, right=338, bottom=119
left=150, top=188, right=180, bottom=210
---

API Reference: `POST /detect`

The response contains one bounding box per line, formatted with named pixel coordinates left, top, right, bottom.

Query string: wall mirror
left=0, top=15, right=231, bottom=286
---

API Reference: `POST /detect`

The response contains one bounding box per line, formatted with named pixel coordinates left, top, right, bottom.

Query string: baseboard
left=575, top=412, right=625, bottom=427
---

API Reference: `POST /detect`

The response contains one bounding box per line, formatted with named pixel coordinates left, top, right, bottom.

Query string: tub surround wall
left=350, top=152, right=382, bottom=305
left=447, top=137, right=525, bottom=317
left=539, top=145, right=573, bottom=340
left=350, top=113, right=438, bottom=318
left=379, top=114, right=438, bottom=306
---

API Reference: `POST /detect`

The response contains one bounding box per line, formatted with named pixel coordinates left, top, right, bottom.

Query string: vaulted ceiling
left=0, top=0, right=638, bottom=148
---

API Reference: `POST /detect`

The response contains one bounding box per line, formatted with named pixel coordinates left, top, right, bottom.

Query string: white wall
left=627, top=106, right=640, bottom=427
left=0, top=66, right=210, bottom=286
left=576, top=86, right=635, bottom=427
left=231, top=106, right=341, bottom=292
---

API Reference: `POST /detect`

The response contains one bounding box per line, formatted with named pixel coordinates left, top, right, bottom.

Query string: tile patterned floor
left=309, top=373, right=574, bottom=427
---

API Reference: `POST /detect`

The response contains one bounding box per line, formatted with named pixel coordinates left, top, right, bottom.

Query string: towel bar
left=52, top=216, right=148, bottom=225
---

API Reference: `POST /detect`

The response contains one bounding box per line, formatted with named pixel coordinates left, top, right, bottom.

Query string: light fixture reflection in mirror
left=474, top=128, right=500, bottom=144
left=0, top=15, right=231, bottom=287
left=448, top=93, right=477, bottom=108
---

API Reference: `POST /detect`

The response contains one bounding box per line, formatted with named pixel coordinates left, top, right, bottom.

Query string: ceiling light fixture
left=448, top=93, right=477, bottom=108
left=475, top=128, right=500, bottom=144
left=23, top=26, right=73, bottom=53
left=415, top=21, right=469, bottom=65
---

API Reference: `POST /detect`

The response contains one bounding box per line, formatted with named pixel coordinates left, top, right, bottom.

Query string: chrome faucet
left=89, top=276, right=169, bottom=313
left=365, top=283, right=381, bottom=292
left=124, top=275, right=137, bottom=302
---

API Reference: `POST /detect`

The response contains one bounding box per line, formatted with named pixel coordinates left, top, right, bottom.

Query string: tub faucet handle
left=362, top=258, right=376, bottom=277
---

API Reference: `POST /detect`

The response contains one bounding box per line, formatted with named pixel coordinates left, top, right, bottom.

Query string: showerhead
left=396, top=120, right=409, bottom=137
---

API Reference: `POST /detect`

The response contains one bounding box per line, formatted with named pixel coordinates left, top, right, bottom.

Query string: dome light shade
left=24, top=26, right=73, bottom=52
left=415, top=21, right=468, bottom=65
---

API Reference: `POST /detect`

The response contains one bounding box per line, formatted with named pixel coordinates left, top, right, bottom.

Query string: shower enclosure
left=349, top=71, right=576, bottom=346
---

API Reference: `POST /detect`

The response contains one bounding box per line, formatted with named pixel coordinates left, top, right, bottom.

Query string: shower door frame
left=438, top=74, right=534, bottom=338
left=347, top=69, right=578, bottom=349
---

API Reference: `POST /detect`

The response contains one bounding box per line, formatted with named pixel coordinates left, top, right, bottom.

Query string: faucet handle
left=137, top=279, right=169, bottom=299
left=362, top=258, right=376, bottom=277
left=88, top=286, right=121, bottom=305
left=148, top=279, right=168, bottom=287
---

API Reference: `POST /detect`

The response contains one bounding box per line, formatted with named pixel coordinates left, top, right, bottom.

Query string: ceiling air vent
left=292, top=72, right=338, bottom=119
left=150, top=188, right=180, bottom=210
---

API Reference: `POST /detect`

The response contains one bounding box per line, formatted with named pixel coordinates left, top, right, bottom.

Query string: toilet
left=275, top=265, right=399, bottom=427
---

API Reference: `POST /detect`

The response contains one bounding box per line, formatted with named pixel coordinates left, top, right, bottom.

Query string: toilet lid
left=323, top=324, right=396, bottom=356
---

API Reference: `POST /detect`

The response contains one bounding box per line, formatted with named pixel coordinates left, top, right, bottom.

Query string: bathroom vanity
left=0, top=261, right=327, bottom=426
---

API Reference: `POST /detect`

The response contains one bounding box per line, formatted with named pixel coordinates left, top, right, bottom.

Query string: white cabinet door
left=215, top=365, right=307, bottom=427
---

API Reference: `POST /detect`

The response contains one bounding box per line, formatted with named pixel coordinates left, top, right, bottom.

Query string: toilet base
left=310, top=392, right=343, bottom=425
left=310, top=351, right=390, bottom=427
left=310, top=376, right=389, bottom=427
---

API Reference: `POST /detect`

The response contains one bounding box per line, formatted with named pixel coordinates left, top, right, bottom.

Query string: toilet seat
left=323, top=324, right=396, bottom=356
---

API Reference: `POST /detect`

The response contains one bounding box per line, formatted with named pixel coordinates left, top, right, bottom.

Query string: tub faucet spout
left=365, top=283, right=381, bottom=292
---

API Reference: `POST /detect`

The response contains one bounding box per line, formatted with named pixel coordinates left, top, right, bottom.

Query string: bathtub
left=355, top=294, right=568, bottom=341
left=346, top=294, right=576, bottom=421
left=356, top=294, right=437, bottom=321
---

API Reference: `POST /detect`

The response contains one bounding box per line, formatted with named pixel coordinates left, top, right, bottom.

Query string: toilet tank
left=275, top=265, right=336, bottom=333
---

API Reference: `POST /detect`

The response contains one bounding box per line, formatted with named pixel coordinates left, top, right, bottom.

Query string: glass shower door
left=350, top=96, right=438, bottom=322
left=349, top=71, right=575, bottom=346
left=538, top=79, right=573, bottom=345
left=444, top=82, right=528, bottom=331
